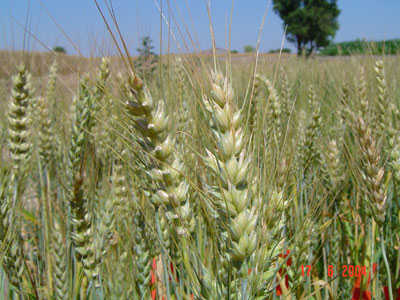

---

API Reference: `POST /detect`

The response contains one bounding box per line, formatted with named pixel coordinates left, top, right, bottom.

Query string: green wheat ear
left=90, top=57, right=110, bottom=131
left=203, top=70, right=257, bottom=297
left=374, top=60, right=389, bottom=135
left=37, top=96, right=53, bottom=165
left=297, top=85, right=322, bottom=173
left=355, top=116, right=387, bottom=226
left=52, top=219, right=69, bottom=300
left=67, top=75, right=97, bottom=282
left=8, top=64, right=33, bottom=171
left=124, top=72, right=192, bottom=244
left=255, top=74, right=282, bottom=143
left=1, top=64, right=34, bottom=290
left=279, top=68, right=292, bottom=121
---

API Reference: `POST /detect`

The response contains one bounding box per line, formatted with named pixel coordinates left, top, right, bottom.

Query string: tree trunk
left=308, top=41, right=315, bottom=57
left=297, top=39, right=303, bottom=56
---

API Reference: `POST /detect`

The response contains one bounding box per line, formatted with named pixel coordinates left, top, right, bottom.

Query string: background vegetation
left=320, top=39, right=400, bottom=56
left=272, top=0, right=340, bottom=55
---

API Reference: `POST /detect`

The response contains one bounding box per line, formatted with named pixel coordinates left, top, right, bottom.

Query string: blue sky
left=0, top=0, right=399, bottom=56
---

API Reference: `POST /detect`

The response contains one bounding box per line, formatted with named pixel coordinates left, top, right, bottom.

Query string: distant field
left=320, top=39, right=400, bottom=56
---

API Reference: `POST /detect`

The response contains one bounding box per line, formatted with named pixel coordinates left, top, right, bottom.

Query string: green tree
left=135, top=36, right=158, bottom=78
left=53, top=46, right=67, bottom=54
left=244, top=45, right=255, bottom=53
left=272, top=0, right=340, bottom=55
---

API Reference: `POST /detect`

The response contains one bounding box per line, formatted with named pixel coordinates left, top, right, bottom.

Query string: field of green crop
left=320, top=39, right=400, bottom=56
left=0, top=45, right=400, bottom=299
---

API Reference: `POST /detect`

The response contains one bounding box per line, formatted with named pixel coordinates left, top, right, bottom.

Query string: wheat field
left=0, top=37, right=399, bottom=300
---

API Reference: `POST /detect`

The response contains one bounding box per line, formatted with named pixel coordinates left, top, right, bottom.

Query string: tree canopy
left=244, top=45, right=256, bottom=53
left=272, top=0, right=340, bottom=55
left=135, top=36, right=158, bottom=78
left=53, top=46, right=67, bottom=54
